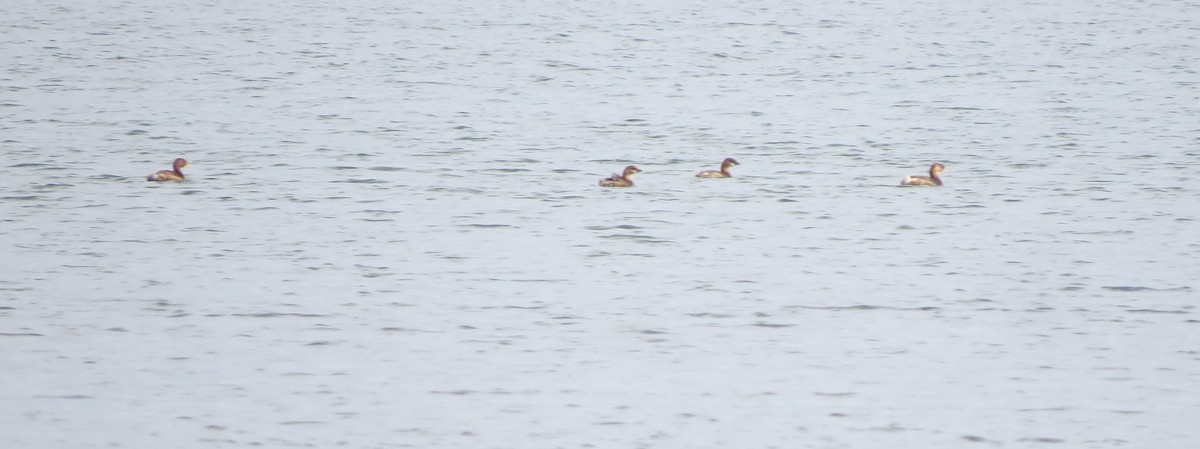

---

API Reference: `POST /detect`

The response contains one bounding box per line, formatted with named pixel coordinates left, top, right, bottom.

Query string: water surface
left=2, top=1, right=1198, bottom=447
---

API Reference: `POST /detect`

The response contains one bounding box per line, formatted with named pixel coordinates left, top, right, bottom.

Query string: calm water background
left=2, top=0, right=1198, bottom=447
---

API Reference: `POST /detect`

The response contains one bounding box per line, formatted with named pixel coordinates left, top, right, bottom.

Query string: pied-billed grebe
left=599, top=165, right=642, bottom=187
left=147, top=158, right=188, bottom=182
left=900, top=162, right=946, bottom=186
left=696, top=157, right=739, bottom=178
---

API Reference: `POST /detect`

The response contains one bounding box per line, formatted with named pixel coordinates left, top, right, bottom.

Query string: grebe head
left=930, top=162, right=945, bottom=174
left=623, top=165, right=642, bottom=176
left=722, top=158, right=740, bottom=168
left=173, top=158, right=189, bottom=170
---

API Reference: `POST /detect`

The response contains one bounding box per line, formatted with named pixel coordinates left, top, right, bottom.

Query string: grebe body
left=600, top=165, right=642, bottom=187
left=696, top=157, right=739, bottom=178
left=900, top=162, right=945, bottom=186
left=147, top=158, right=188, bottom=182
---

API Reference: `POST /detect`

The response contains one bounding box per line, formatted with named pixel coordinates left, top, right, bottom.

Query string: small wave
left=790, top=305, right=941, bottom=312
left=226, top=312, right=331, bottom=318
left=1104, top=285, right=1191, bottom=292
left=1126, top=309, right=1189, bottom=314
left=600, top=233, right=669, bottom=243
left=585, top=224, right=642, bottom=231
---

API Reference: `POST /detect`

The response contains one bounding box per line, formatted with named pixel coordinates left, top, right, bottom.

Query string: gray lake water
left=2, top=0, right=1198, bottom=448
